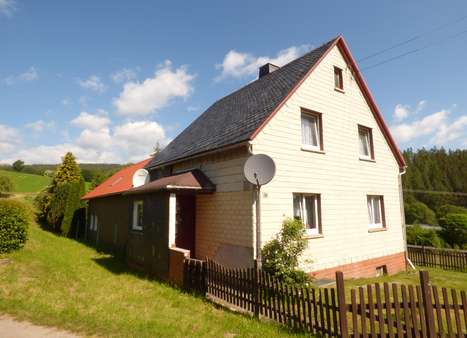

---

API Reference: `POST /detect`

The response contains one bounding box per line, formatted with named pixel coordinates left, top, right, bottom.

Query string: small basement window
left=358, top=125, right=374, bottom=160
left=293, top=193, right=321, bottom=235
left=367, top=195, right=385, bottom=229
left=334, top=66, right=343, bottom=91
left=301, top=110, right=323, bottom=151
left=376, top=265, right=387, bottom=277
left=132, top=200, right=144, bottom=231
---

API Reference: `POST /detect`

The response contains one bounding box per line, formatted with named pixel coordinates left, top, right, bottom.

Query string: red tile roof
left=81, top=158, right=152, bottom=200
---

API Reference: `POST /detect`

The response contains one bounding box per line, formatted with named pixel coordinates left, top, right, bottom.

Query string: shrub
left=0, top=176, right=14, bottom=194
left=439, top=213, right=467, bottom=249
left=436, top=204, right=467, bottom=219
left=262, top=218, right=311, bottom=286
left=406, top=224, right=444, bottom=248
left=405, top=199, right=437, bottom=225
left=0, top=199, right=31, bottom=253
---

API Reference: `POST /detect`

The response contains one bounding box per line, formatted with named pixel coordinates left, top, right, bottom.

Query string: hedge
left=0, top=199, right=31, bottom=253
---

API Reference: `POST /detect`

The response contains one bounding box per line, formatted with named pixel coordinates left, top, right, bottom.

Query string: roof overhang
left=124, top=169, right=216, bottom=195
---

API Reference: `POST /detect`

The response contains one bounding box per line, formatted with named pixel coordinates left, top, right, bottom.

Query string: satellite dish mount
left=243, top=154, right=276, bottom=268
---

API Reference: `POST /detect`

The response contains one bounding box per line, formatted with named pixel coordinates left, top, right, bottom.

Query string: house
left=83, top=35, right=407, bottom=280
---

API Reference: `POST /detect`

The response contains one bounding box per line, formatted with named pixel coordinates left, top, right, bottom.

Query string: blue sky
left=1, top=0, right=466, bottom=164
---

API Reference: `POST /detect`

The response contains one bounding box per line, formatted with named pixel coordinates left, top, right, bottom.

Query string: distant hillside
left=0, top=170, right=51, bottom=193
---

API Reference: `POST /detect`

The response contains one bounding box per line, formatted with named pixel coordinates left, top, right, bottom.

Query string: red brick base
left=311, top=252, right=407, bottom=279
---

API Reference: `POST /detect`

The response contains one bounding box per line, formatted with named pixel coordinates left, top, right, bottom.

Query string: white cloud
left=0, top=124, right=20, bottom=155
left=111, top=67, right=139, bottom=83
left=78, top=75, right=106, bottom=93
left=391, top=110, right=448, bottom=143
left=114, top=121, right=170, bottom=161
left=0, top=0, right=16, bottom=17
left=114, top=61, right=195, bottom=116
left=71, top=111, right=110, bottom=130
left=215, top=44, right=310, bottom=80
left=76, top=127, right=113, bottom=151
left=431, top=115, right=467, bottom=145
left=2, top=67, right=38, bottom=85
left=25, top=120, right=55, bottom=133
left=393, top=100, right=426, bottom=122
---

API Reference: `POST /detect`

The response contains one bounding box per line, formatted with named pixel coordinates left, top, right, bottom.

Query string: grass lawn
left=0, top=212, right=304, bottom=337
left=345, top=268, right=467, bottom=292
left=0, top=170, right=51, bottom=193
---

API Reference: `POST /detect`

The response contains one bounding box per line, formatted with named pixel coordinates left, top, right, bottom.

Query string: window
left=301, top=110, right=322, bottom=150
left=334, top=66, right=343, bottom=90
left=367, top=195, right=385, bottom=229
left=376, top=265, right=387, bottom=277
left=293, top=193, right=321, bottom=235
left=89, top=215, right=97, bottom=231
left=132, top=200, right=144, bottom=231
left=358, top=125, right=374, bottom=160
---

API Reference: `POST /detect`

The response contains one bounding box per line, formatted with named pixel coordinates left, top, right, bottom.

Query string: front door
left=175, top=194, right=196, bottom=255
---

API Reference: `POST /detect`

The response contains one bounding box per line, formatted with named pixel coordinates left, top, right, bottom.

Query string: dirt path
left=0, top=315, right=79, bottom=338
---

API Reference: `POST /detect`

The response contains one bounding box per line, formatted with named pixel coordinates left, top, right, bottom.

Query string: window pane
left=367, top=198, right=374, bottom=224
left=304, top=196, right=317, bottom=229
left=138, top=203, right=144, bottom=227
left=301, top=115, right=319, bottom=147
left=372, top=198, right=381, bottom=224
left=359, top=129, right=370, bottom=156
left=293, top=195, right=302, bottom=220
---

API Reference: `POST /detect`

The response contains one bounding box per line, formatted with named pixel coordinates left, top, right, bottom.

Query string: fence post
left=335, top=271, right=348, bottom=338
left=253, top=259, right=260, bottom=318
left=419, top=270, right=435, bottom=337
left=422, top=246, right=426, bottom=266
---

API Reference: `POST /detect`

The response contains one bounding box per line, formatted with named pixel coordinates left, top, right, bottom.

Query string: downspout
left=399, top=167, right=415, bottom=270
left=247, top=142, right=257, bottom=265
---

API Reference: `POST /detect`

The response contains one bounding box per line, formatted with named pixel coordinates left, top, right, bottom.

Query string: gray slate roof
left=146, top=37, right=337, bottom=169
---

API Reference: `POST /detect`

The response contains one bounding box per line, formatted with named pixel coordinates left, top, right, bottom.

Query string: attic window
left=334, top=66, right=343, bottom=91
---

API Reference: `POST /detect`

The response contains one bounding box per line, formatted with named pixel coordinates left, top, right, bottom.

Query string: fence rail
left=183, top=258, right=467, bottom=337
left=408, top=245, right=467, bottom=272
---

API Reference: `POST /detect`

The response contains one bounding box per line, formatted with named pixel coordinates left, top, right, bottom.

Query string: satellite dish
left=132, top=169, right=149, bottom=187
left=244, top=154, right=276, bottom=186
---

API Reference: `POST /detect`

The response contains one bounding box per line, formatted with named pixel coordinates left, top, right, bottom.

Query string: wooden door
left=175, top=194, right=196, bottom=255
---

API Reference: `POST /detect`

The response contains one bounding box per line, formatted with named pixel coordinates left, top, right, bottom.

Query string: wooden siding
left=251, top=45, right=405, bottom=272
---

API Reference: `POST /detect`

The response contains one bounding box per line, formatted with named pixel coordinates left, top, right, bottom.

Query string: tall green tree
left=12, top=160, right=25, bottom=172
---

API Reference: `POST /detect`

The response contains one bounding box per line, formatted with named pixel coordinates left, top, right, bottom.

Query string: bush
left=0, top=199, right=31, bottom=253
left=262, top=218, right=311, bottom=286
left=0, top=176, right=14, bottom=194
left=405, top=199, right=437, bottom=225
left=436, top=204, right=467, bottom=218
left=439, top=213, right=467, bottom=249
left=406, top=224, right=444, bottom=248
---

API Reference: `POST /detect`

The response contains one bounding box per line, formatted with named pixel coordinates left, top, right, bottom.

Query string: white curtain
left=301, top=115, right=319, bottom=147
left=359, top=130, right=370, bottom=156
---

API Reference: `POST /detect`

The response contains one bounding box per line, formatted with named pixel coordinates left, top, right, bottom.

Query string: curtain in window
left=293, top=195, right=302, bottom=220
left=301, top=115, right=319, bottom=147
left=359, top=130, right=370, bottom=156
left=367, top=198, right=374, bottom=224
left=368, top=196, right=382, bottom=225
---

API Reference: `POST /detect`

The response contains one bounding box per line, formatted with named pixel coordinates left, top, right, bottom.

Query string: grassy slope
left=0, top=221, right=303, bottom=337
left=0, top=170, right=51, bottom=193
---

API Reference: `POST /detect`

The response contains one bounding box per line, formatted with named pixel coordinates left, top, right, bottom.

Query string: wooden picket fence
left=183, top=258, right=467, bottom=337
left=408, top=245, right=467, bottom=272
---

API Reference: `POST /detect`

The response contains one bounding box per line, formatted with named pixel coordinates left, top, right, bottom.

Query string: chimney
left=259, top=63, right=280, bottom=78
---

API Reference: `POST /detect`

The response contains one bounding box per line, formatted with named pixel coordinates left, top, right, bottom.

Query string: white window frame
left=301, top=111, right=322, bottom=151
left=358, top=125, right=374, bottom=160
left=293, top=193, right=321, bottom=235
left=367, top=195, right=384, bottom=229
left=132, top=200, right=144, bottom=231
left=334, top=66, right=344, bottom=90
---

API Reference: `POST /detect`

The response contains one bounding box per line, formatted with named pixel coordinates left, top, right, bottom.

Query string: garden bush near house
left=0, top=199, right=31, bottom=253
left=262, top=218, right=311, bottom=286
left=0, top=176, right=14, bottom=195
left=439, top=213, right=467, bottom=249
left=36, top=152, right=85, bottom=236
left=406, top=224, right=444, bottom=248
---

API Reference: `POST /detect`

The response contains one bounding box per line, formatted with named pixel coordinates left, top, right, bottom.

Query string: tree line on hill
left=403, top=148, right=467, bottom=249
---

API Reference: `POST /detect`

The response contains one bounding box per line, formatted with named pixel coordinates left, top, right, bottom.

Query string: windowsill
left=130, top=228, right=143, bottom=233
left=359, top=156, right=376, bottom=163
left=301, top=146, right=325, bottom=154
left=305, top=234, right=324, bottom=239
left=334, top=87, right=345, bottom=93
left=368, top=227, right=387, bottom=233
